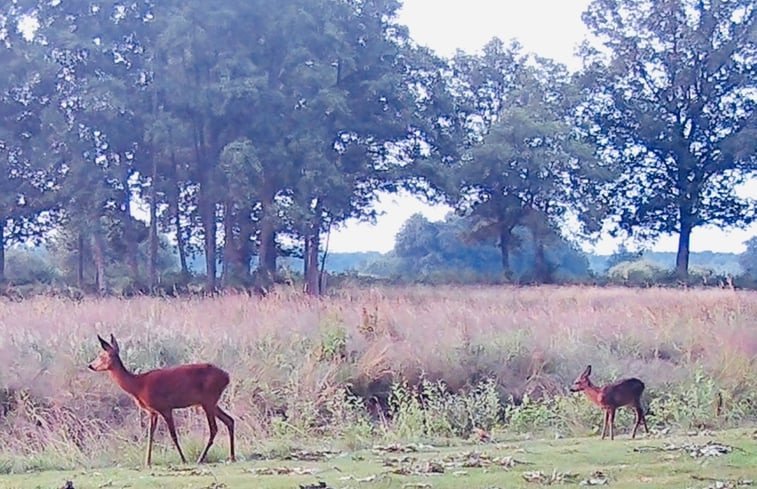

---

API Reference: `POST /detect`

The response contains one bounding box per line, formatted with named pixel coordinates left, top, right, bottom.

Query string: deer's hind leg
left=608, top=408, right=616, bottom=440
left=632, top=403, right=648, bottom=438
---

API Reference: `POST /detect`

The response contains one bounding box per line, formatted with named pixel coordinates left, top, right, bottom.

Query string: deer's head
left=570, top=365, right=592, bottom=392
left=88, top=334, right=121, bottom=372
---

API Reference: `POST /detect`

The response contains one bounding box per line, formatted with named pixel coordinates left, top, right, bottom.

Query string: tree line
left=0, top=0, right=754, bottom=295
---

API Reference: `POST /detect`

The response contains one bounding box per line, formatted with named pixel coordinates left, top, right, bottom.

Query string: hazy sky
left=327, top=0, right=756, bottom=255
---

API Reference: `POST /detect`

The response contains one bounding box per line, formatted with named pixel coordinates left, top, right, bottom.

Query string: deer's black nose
left=88, top=365, right=96, bottom=371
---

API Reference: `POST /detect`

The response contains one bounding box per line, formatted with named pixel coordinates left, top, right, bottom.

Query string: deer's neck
left=108, top=357, right=141, bottom=397
left=582, top=382, right=605, bottom=407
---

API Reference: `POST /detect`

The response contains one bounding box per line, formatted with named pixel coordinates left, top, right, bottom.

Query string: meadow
left=0, top=285, right=755, bottom=487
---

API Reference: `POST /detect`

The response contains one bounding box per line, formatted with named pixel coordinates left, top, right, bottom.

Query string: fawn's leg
left=632, top=405, right=643, bottom=438
left=145, top=412, right=158, bottom=467
left=608, top=408, right=616, bottom=440
left=601, top=409, right=609, bottom=439
left=639, top=405, right=649, bottom=433
left=215, top=406, right=236, bottom=462
left=197, top=405, right=219, bottom=464
left=161, top=410, right=187, bottom=463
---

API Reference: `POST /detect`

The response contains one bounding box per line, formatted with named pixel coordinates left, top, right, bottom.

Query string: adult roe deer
left=88, top=334, right=235, bottom=466
left=570, top=365, right=648, bottom=440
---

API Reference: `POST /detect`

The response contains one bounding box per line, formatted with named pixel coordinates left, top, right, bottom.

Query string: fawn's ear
left=109, top=334, right=120, bottom=353
left=582, top=365, right=592, bottom=377
left=97, top=335, right=111, bottom=351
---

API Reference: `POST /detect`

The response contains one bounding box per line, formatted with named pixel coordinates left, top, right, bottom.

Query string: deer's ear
left=582, top=365, right=592, bottom=377
left=98, top=335, right=111, bottom=351
left=109, top=334, right=120, bottom=353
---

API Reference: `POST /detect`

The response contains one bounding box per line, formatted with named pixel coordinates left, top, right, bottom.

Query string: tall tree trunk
left=194, top=122, right=217, bottom=293
left=223, top=203, right=253, bottom=285
left=148, top=154, right=158, bottom=291
left=676, top=214, right=693, bottom=279
left=0, top=218, right=5, bottom=282
left=169, top=145, right=189, bottom=279
left=318, top=220, right=331, bottom=294
left=91, top=229, right=107, bottom=295
left=122, top=189, right=140, bottom=284
left=257, top=182, right=277, bottom=291
left=222, top=200, right=239, bottom=286
left=533, top=241, right=549, bottom=283
left=175, top=203, right=189, bottom=278
left=304, top=216, right=321, bottom=295
left=239, top=205, right=254, bottom=276
left=498, top=223, right=514, bottom=279
left=202, top=196, right=217, bottom=292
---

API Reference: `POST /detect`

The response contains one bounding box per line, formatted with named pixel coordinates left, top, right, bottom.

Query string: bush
left=389, top=379, right=502, bottom=439
left=607, top=259, right=670, bottom=286
left=4, top=248, right=60, bottom=285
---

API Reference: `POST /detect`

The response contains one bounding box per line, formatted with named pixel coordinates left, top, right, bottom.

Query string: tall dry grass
left=0, top=285, right=755, bottom=469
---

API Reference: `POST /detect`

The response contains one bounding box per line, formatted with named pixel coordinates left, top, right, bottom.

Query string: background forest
left=0, top=0, right=755, bottom=296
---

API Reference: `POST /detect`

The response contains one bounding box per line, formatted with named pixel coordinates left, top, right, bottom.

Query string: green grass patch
left=1, top=429, right=754, bottom=489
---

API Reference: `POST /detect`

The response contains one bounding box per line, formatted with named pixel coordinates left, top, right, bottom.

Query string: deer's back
left=136, top=363, right=230, bottom=411
left=603, top=377, right=644, bottom=407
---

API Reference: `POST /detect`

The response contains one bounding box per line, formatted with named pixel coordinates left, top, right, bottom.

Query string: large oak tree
left=579, top=0, right=756, bottom=277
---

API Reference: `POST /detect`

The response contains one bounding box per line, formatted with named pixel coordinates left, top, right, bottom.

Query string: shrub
left=607, top=259, right=670, bottom=286
left=4, top=248, right=60, bottom=285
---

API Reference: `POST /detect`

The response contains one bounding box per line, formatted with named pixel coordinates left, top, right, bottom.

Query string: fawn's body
left=89, top=335, right=235, bottom=466
left=570, top=365, right=648, bottom=440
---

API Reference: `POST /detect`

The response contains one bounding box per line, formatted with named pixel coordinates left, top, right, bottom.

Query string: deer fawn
left=570, top=365, right=648, bottom=440
left=88, top=334, right=236, bottom=466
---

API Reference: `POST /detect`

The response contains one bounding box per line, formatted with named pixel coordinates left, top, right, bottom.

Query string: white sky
left=327, top=0, right=757, bottom=255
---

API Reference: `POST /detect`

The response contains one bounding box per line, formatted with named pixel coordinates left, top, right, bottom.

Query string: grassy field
left=0, top=285, right=755, bottom=483
left=1, top=429, right=754, bottom=489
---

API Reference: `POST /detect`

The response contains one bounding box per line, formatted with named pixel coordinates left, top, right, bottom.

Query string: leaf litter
left=633, top=441, right=737, bottom=458
left=244, top=466, right=321, bottom=476
left=521, top=469, right=609, bottom=485
left=522, top=469, right=581, bottom=485
left=298, top=483, right=334, bottom=489
left=371, top=443, right=437, bottom=454
left=380, top=450, right=529, bottom=476
left=688, top=476, right=754, bottom=489
left=284, top=448, right=343, bottom=462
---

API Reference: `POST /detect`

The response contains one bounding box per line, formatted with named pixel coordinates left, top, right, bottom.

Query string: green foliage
left=0, top=0, right=753, bottom=295
left=580, top=0, right=757, bottom=277
left=369, top=214, right=591, bottom=284
left=649, top=369, right=755, bottom=429
left=388, top=379, right=502, bottom=439
left=445, top=41, right=609, bottom=279
left=3, top=248, right=60, bottom=285
left=603, top=246, right=644, bottom=273
left=607, top=259, right=670, bottom=286
left=317, top=319, right=348, bottom=361
left=589, top=250, right=744, bottom=279
left=505, top=394, right=560, bottom=433
left=739, top=237, right=757, bottom=281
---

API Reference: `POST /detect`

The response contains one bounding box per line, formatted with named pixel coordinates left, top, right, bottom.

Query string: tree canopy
left=579, top=0, right=756, bottom=277
left=0, top=0, right=754, bottom=293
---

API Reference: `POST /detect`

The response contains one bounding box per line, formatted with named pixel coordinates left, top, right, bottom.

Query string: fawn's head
left=570, top=365, right=593, bottom=392
left=88, top=334, right=121, bottom=372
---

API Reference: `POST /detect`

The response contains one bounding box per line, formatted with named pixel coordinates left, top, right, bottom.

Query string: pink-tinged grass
left=0, top=285, right=754, bottom=470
